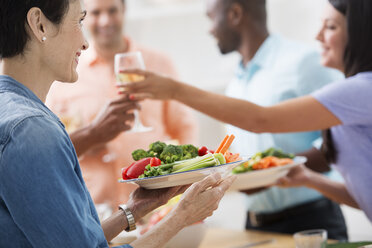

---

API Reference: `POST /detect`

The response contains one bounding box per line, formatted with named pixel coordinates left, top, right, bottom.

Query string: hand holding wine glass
left=116, top=68, right=181, bottom=101
left=114, top=52, right=153, bottom=133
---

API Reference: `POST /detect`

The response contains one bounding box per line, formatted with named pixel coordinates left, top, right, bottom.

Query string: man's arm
left=297, top=147, right=330, bottom=173
left=70, top=97, right=138, bottom=157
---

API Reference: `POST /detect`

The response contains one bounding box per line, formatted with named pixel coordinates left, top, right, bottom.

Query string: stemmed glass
left=114, top=52, right=153, bottom=133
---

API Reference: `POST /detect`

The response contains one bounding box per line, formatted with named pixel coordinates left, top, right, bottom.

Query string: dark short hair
left=329, top=0, right=372, bottom=77
left=0, top=0, right=71, bottom=59
left=223, top=0, right=267, bottom=23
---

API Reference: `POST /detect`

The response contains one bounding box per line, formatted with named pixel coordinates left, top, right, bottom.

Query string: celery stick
left=214, top=153, right=226, bottom=164
left=173, top=159, right=212, bottom=173
left=172, top=153, right=225, bottom=173
left=172, top=160, right=216, bottom=173
left=172, top=154, right=212, bottom=171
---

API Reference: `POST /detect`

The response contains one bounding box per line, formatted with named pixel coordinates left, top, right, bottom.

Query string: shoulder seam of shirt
left=1, top=89, right=59, bottom=122
left=0, top=114, right=47, bottom=155
left=0, top=115, right=47, bottom=198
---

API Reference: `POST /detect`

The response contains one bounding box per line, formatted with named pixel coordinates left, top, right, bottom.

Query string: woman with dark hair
left=0, top=0, right=235, bottom=247
left=122, top=0, right=372, bottom=221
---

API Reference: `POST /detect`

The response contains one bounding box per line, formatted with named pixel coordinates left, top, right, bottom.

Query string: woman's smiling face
left=41, top=0, right=89, bottom=83
left=316, top=2, right=348, bottom=72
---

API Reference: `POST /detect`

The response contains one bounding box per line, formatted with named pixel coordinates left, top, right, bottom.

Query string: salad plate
left=229, top=156, right=307, bottom=191
left=119, top=157, right=249, bottom=189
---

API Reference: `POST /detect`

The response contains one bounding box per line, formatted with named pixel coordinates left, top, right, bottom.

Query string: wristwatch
left=118, top=204, right=136, bottom=232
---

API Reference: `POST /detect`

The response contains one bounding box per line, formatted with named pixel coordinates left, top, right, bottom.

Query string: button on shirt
left=225, top=35, right=344, bottom=213
left=0, top=75, right=131, bottom=248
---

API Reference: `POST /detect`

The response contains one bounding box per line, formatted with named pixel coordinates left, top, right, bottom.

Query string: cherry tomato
left=150, top=157, right=162, bottom=167
left=198, top=146, right=208, bottom=156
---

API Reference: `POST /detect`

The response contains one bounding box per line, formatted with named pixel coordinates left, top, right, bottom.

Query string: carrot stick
left=219, top=134, right=235, bottom=154
left=215, top=135, right=229, bottom=153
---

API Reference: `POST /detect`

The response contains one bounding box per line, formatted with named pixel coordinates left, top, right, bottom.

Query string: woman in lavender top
left=122, top=0, right=372, bottom=221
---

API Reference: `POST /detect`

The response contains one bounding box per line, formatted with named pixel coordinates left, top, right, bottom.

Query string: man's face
left=206, top=0, right=241, bottom=54
left=83, top=0, right=125, bottom=47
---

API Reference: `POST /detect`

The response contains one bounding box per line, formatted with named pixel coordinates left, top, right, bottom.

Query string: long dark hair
left=322, top=0, right=372, bottom=163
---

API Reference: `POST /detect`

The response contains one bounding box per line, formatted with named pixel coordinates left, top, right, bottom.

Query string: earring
left=42, top=37, right=47, bottom=42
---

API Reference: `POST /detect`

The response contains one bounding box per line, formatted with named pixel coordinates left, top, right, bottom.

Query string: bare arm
left=69, top=125, right=99, bottom=157
left=130, top=211, right=184, bottom=248
left=101, top=210, right=130, bottom=242
left=101, top=185, right=187, bottom=242
left=122, top=70, right=341, bottom=134
left=278, top=165, right=359, bottom=209
left=298, top=147, right=330, bottom=173
left=69, top=97, right=138, bottom=157
left=309, top=174, right=359, bottom=209
left=101, top=174, right=236, bottom=245
left=130, top=174, right=236, bottom=248
left=173, top=83, right=341, bottom=133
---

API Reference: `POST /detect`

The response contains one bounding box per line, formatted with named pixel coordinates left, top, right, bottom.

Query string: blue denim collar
left=0, top=75, right=60, bottom=122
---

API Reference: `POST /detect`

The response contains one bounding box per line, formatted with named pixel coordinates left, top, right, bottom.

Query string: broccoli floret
left=272, top=149, right=295, bottom=159
left=148, top=150, right=156, bottom=158
left=149, top=141, right=167, bottom=154
left=141, top=164, right=173, bottom=178
left=261, top=147, right=294, bottom=159
left=261, top=148, right=275, bottom=157
left=132, top=149, right=150, bottom=161
left=160, top=145, right=183, bottom=163
left=181, top=144, right=199, bottom=160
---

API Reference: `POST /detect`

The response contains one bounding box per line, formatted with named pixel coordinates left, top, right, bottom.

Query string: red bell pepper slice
left=126, top=157, right=152, bottom=179
left=122, top=162, right=135, bottom=180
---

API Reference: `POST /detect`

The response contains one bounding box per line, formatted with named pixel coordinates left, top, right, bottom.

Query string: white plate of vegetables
left=229, top=148, right=307, bottom=191
left=119, top=135, right=248, bottom=189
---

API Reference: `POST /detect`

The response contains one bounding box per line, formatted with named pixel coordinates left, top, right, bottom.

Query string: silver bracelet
left=118, top=204, right=136, bottom=232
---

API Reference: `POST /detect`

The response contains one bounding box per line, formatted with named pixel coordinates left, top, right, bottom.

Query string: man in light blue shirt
left=206, top=0, right=347, bottom=239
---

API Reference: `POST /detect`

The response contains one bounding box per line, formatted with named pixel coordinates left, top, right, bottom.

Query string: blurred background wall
left=123, top=0, right=372, bottom=240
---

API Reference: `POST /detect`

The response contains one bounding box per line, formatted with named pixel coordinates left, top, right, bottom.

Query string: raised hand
left=117, top=69, right=179, bottom=101
left=171, top=173, right=236, bottom=227
left=126, top=185, right=189, bottom=221
left=89, top=96, right=139, bottom=145
left=276, top=164, right=312, bottom=188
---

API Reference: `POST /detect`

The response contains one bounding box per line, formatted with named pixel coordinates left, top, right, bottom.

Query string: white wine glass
left=114, top=52, right=153, bottom=133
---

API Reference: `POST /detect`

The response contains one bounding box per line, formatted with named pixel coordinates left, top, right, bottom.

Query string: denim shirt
left=0, top=75, right=132, bottom=248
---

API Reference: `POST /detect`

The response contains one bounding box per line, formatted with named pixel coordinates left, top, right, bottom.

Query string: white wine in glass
left=114, top=52, right=153, bottom=133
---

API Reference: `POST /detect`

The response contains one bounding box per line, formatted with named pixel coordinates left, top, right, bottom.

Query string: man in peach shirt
left=46, top=0, right=198, bottom=208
